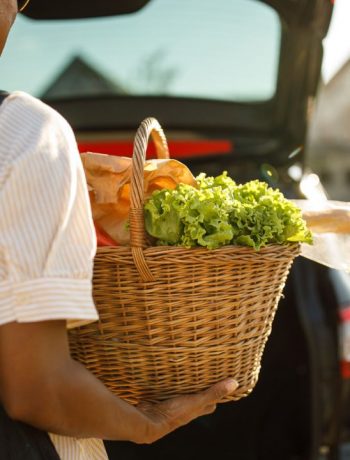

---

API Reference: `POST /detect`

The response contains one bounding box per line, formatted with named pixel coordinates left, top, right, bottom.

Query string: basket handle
left=130, top=117, right=170, bottom=281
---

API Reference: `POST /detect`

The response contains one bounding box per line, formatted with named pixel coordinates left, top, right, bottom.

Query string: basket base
left=70, top=336, right=263, bottom=404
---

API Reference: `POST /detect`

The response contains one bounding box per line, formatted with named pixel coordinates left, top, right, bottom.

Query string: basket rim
left=96, top=242, right=301, bottom=255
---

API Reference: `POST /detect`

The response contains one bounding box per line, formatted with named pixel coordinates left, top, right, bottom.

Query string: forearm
left=10, top=357, right=150, bottom=442
left=0, top=321, right=150, bottom=443
left=0, top=321, right=238, bottom=444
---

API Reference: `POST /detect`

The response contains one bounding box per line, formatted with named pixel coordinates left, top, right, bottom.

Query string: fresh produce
left=94, top=222, right=118, bottom=247
left=81, top=153, right=197, bottom=245
left=144, top=171, right=313, bottom=250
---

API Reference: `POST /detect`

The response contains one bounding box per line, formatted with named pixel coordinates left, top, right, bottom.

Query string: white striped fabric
left=0, top=91, right=108, bottom=459
left=49, top=434, right=108, bottom=460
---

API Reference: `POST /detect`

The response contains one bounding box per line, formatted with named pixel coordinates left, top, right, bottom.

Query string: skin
left=0, top=321, right=238, bottom=443
left=0, top=0, right=238, bottom=444
left=0, top=0, right=16, bottom=55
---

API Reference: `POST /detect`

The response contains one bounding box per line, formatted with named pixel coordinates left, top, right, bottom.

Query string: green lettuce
left=144, top=171, right=313, bottom=250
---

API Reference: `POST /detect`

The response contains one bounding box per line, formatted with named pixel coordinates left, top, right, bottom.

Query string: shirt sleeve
left=0, top=92, right=98, bottom=328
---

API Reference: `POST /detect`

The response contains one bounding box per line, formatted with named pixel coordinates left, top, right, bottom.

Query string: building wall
left=306, top=61, right=350, bottom=201
left=307, top=147, right=350, bottom=200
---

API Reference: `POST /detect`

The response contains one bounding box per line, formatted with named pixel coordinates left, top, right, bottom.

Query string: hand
left=136, top=378, right=238, bottom=444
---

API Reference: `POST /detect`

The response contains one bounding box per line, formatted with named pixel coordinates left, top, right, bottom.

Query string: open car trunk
left=21, top=1, right=350, bottom=458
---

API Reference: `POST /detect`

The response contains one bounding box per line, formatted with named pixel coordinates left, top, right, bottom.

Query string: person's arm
left=0, top=320, right=237, bottom=444
left=0, top=95, right=237, bottom=443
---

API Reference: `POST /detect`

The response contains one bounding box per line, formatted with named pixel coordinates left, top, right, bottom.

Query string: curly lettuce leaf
left=144, top=172, right=313, bottom=250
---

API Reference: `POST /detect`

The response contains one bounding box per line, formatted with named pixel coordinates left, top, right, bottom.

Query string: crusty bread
left=302, top=209, right=350, bottom=234
left=81, top=153, right=197, bottom=244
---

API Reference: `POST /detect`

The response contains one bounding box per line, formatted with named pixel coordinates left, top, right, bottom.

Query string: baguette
left=302, top=209, right=350, bottom=234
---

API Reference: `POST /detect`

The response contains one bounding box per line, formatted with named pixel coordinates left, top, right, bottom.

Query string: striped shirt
left=0, top=91, right=108, bottom=459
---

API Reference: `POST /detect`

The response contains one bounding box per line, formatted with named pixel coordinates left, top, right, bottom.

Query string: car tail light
left=339, top=307, right=350, bottom=379
left=78, top=140, right=233, bottom=159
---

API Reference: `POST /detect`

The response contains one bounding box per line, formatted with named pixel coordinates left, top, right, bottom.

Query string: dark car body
left=21, top=1, right=350, bottom=459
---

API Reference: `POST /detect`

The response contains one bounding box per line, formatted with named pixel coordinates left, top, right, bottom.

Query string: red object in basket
left=94, top=222, right=118, bottom=247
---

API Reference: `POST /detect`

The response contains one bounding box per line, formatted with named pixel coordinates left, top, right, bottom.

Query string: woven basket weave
left=69, top=117, right=300, bottom=404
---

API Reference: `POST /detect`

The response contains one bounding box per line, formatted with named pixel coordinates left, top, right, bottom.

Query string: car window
left=0, top=0, right=281, bottom=102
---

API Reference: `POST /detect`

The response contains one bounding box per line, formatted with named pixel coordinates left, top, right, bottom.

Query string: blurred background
left=1, top=0, right=349, bottom=201
left=307, top=0, right=350, bottom=201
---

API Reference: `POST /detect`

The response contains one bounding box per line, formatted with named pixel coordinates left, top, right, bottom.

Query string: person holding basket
left=0, top=1, right=239, bottom=459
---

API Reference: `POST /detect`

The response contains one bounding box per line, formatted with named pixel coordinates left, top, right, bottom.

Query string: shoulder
left=1, top=91, right=71, bottom=134
left=0, top=91, right=76, bottom=167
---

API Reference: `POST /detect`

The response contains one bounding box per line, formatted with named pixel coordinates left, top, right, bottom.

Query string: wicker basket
left=69, top=117, right=300, bottom=404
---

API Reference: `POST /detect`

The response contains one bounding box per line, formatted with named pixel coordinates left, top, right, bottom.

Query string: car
left=3, top=1, right=350, bottom=459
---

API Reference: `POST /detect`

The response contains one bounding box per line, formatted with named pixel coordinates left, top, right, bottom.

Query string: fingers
left=178, top=378, right=238, bottom=419
left=201, top=378, right=239, bottom=404
left=135, top=379, right=239, bottom=443
left=183, top=379, right=238, bottom=419
left=176, top=378, right=238, bottom=415
left=202, top=404, right=217, bottom=415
